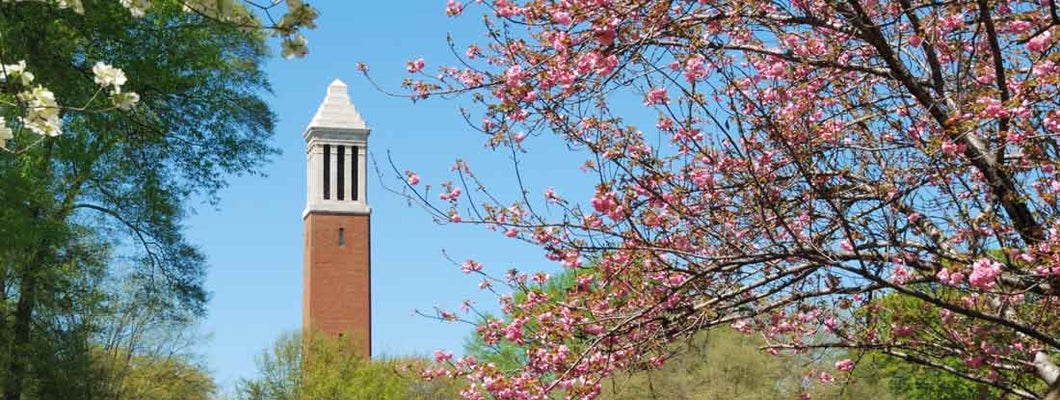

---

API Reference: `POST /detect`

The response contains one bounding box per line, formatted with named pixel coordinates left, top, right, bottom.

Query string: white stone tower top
left=303, top=79, right=370, bottom=217
left=306, top=79, right=368, bottom=132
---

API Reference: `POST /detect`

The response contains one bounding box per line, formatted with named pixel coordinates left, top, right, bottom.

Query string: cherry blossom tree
left=375, top=0, right=1060, bottom=398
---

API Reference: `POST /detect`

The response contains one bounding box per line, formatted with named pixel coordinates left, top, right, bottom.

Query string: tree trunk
left=4, top=266, right=36, bottom=400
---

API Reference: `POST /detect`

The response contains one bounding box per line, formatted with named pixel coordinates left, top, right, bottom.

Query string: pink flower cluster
left=462, top=259, right=484, bottom=274
left=406, top=58, right=425, bottom=73
left=968, top=258, right=1002, bottom=290
left=936, top=268, right=965, bottom=286
left=446, top=0, right=464, bottom=16
left=644, top=87, right=668, bottom=105
left=835, top=359, right=855, bottom=372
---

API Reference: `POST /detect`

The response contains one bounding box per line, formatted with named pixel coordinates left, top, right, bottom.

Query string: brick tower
left=303, top=79, right=371, bottom=358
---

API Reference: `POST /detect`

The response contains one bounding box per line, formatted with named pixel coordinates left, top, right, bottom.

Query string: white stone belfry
left=304, top=79, right=370, bottom=216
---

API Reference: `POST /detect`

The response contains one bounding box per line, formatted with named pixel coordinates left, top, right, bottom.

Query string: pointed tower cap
left=306, top=79, right=368, bottom=133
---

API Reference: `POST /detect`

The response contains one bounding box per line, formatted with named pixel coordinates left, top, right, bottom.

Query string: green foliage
left=600, top=329, right=798, bottom=400
left=91, top=349, right=215, bottom=400
left=869, top=353, right=992, bottom=400
left=238, top=331, right=464, bottom=400
left=849, top=290, right=1042, bottom=399
left=593, top=328, right=899, bottom=400
left=0, top=0, right=277, bottom=397
left=238, top=331, right=301, bottom=400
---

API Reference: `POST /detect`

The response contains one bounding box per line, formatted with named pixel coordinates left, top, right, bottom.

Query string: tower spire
left=303, top=79, right=372, bottom=358
left=303, top=79, right=370, bottom=216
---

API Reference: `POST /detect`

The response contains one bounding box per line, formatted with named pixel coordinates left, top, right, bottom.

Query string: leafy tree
left=238, top=331, right=302, bottom=400
left=0, top=1, right=315, bottom=398
left=382, top=0, right=1060, bottom=398
left=91, top=349, right=215, bottom=400
left=598, top=328, right=897, bottom=400
left=238, top=331, right=463, bottom=400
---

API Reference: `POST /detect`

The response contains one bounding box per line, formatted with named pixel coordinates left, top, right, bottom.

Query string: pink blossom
left=644, top=87, right=669, bottom=105
left=591, top=192, right=615, bottom=213
left=1028, top=30, right=1052, bottom=53
left=551, top=10, right=572, bottom=25
left=406, top=58, right=425, bottom=73
left=582, top=324, right=604, bottom=335
left=439, top=310, right=456, bottom=321
left=445, top=0, right=464, bottom=16
left=465, top=45, right=480, bottom=59
left=969, top=258, right=1002, bottom=290
left=591, top=191, right=624, bottom=219
left=503, top=319, right=525, bottom=343
left=672, top=127, right=702, bottom=145
left=941, top=141, right=961, bottom=155
left=434, top=350, right=453, bottom=363
left=450, top=213, right=462, bottom=223
left=1033, top=60, right=1056, bottom=77
left=964, top=356, right=985, bottom=368
left=940, top=308, right=954, bottom=323
left=1047, top=113, right=1060, bottom=133
left=893, top=324, right=915, bottom=337
left=892, top=264, right=910, bottom=285
left=494, top=0, right=519, bottom=17
left=407, top=173, right=421, bottom=186
left=977, top=96, right=1008, bottom=119
left=907, top=212, right=922, bottom=223
left=505, top=64, right=524, bottom=88
left=1007, top=20, right=1032, bottom=33
left=504, top=228, right=518, bottom=238
left=683, top=54, right=708, bottom=83
left=462, top=259, right=483, bottom=274
left=835, top=359, right=855, bottom=372
left=818, top=371, right=835, bottom=383
left=936, top=268, right=951, bottom=284
left=544, top=187, right=560, bottom=202
left=531, top=272, right=549, bottom=284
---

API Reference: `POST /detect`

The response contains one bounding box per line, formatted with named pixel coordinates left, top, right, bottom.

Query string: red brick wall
left=303, top=212, right=371, bottom=358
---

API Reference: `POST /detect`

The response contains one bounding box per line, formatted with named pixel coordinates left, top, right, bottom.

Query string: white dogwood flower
left=0, top=61, right=35, bottom=86
left=113, top=91, right=140, bottom=111
left=18, top=86, right=62, bottom=137
left=0, top=117, right=13, bottom=149
left=92, top=62, right=127, bottom=92
left=119, top=0, right=147, bottom=17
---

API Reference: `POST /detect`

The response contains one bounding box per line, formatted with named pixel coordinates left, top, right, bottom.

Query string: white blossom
left=0, top=117, right=12, bottom=149
left=281, top=34, right=309, bottom=60
left=0, top=0, right=82, bottom=13
left=92, top=62, right=127, bottom=92
left=0, top=61, right=35, bottom=86
left=112, top=91, right=139, bottom=111
left=118, top=0, right=147, bottom=17
left=17, top=86, right=62, bottom=137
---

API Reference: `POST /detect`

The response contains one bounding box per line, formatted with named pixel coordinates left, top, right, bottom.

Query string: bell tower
left=303, top=79, right=371, bottom=358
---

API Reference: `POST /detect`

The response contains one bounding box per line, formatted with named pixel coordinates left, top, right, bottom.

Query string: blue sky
left=187, top=1, right=595, bottom=391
